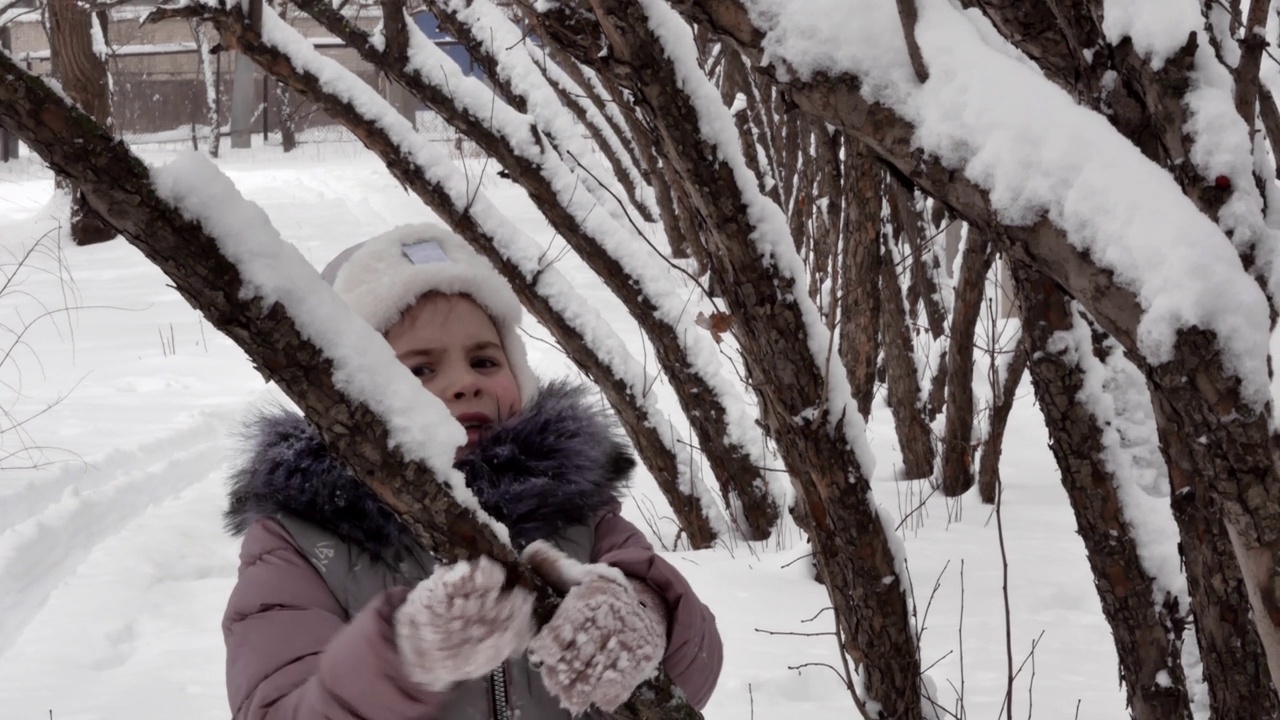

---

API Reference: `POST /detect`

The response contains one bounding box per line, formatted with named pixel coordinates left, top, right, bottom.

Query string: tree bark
left=47, top=0, right=115, bottom=245
left=1152, top=380, right=1280, bottom=718
left=879, top=219, right=936, bottom=480
left=812, top=125, right=842, bottom=296
left=0, top=49, right=701, bottom=720
left=1011, top=266, right=1193, bottom=720
left=976, top=339, right=1025, bottom=505
left=940, top=229, right=994, bottom=496
left=839, top=139, right=882, bottom=419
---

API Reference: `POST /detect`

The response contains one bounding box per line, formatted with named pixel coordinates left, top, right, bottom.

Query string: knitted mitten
left=394, top=556, right=536, bottom=691
left=521, top=541, right=669, bottom=714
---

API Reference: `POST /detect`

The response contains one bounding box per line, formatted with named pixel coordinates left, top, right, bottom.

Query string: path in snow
left=0, top=401, right=269, bottom=663
left=0, top=453, right=240, bottom=719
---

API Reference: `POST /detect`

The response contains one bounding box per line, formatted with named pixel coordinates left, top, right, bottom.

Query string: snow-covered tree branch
left=666, top=0, right=1280, bottom=706
left=531, top=0, right=923, bottom=714
left=0, top=38, right=703, bottom=720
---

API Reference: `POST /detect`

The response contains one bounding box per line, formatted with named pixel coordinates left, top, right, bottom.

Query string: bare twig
left=786, top=662, right=854, bottom=692
left=959, top=558, right=967, bottom=720
left=565, top=149, right=719, bottom=305
left=998, top=477, right=1013, bottom=720
left=997, top=630, right=1047, bottom=720
left=799, top=606, right=834, bottom=623
left=753, top=627, right=836, bottom=638
left=916, top=559, right=951, bottom=645
left=920, top=649, right=953, bottom=676
left=895, top=479, right=943, bottom=532
left=0, top=0, right=42, bottom=26
left=895, top=0, right=929, bottom=84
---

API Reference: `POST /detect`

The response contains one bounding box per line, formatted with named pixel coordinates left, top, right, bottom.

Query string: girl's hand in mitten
left=394, top=556, right=535, bottom=691
left=521, top=541, right=669, bottom=714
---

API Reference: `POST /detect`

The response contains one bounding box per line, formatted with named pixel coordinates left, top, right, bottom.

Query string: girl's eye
left=410, top=365, right=433, bottom=378
left=473, top=357, right=499, bottom=370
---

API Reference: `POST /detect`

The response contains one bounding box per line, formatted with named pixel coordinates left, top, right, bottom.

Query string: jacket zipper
left=490, top=662, right=510, bottom=720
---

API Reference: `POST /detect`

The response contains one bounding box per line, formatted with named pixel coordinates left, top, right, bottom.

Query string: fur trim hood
left=225, top=381, right=635, bottom=558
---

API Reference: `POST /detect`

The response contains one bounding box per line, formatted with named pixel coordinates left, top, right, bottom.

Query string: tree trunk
left=879, top=205, right=936, bottom=480
left=940, top=228, right=994, bottom=496
left=808, top=121, right=842, bottom=302
left=0, top=25, right=15, bottom=162
left=1151, top=387, right=1280, bottom=717
left=976, top=339, right=1026, bottom=505
left=276, top=81, right=296, bottom=152
left=839, top=139, right=882, bottom=419
left=47, top=0, right=115, bottom=245
left=1012, top=266, right=1193, bottom=720
left=190, top=19, right=222, bottom=157
left=905, top=205, right=947, bottom=341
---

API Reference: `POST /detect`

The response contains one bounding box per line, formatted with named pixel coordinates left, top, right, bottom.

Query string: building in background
left=1, top=1, right=486, bottom=150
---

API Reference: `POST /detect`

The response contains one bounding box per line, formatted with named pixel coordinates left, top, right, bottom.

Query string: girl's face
left=385, top=293, right=522, bottom=455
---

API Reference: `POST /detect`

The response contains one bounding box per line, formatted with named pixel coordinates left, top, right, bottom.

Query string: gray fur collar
left=225, top=381, right=634, bottom=558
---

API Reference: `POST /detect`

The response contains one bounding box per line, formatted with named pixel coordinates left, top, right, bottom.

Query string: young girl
left=221, top=223, right=722, bottom=719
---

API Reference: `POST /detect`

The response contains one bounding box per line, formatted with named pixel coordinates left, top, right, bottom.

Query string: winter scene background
left=7, top=0, right=1280, bottom=718
left=1, top=143, right=1131, bottom=720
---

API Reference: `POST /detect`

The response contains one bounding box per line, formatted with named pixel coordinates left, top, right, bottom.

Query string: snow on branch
left=725, top=0, right=1273, bottom=409
left=1047, top=305, right=1188, bottom=606
left=531, top=42, right=660, bottom=221
left=429, top=0, right=646, bottom=240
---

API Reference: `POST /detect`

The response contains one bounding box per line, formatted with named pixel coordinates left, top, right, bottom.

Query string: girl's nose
left=449, top=372, right=482, bottom=400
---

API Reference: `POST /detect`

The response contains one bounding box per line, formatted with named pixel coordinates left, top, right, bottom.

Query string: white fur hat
left=321, top=223, right=539, bottom=407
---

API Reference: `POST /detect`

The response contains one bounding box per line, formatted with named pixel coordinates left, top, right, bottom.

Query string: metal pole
left=215, top=48, right=222, bottom=133
left=0, top=26, right=15, bottom=161
left=262, top=74, right=268, bottom=142
left=228, top=51, right=256, bottom=148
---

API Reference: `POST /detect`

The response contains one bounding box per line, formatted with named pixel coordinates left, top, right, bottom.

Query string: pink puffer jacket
left=224, top=510, right=722, bottom=719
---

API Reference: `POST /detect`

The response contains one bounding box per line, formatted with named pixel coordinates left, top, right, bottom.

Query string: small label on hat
left=402, top=240, right=451, bottom=266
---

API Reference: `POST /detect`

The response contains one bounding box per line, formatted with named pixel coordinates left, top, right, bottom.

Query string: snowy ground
left=1, top=142, right=1132, bottom=719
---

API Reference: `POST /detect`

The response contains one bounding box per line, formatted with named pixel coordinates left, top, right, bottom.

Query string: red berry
left=1215, top=175, right=1232, bottom=190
